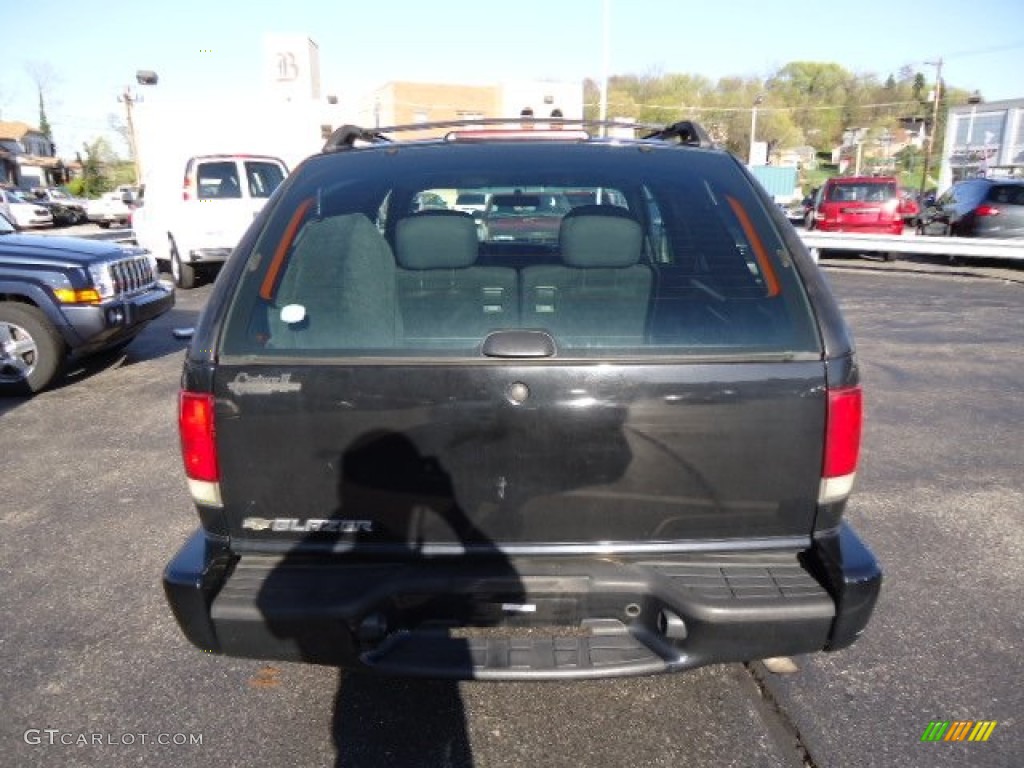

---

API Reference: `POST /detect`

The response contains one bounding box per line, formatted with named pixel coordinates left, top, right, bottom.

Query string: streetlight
left=749, top=94, right=763, bottom=165
left=843, top=128, right=863, bottom=175
left=918, top=58, right=942, bottom=198
left=879, top=129, right=892, bottom=172
left=119, top=70, right=158, bottom=184
left=966, top=90, right=982, bottom=177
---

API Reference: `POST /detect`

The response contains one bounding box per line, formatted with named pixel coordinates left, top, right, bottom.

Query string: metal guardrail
left=798, top=230, right=1024, bottom=262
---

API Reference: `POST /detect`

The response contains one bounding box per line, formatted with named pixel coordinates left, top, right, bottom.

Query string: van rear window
left=246, top=161, right=287, bottom=198
left=197, top=162, right=242, bottom=199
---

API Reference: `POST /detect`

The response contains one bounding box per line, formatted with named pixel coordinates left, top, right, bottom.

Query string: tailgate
left=213, top=360, right=825, bottom=551
left=831, top=201, right=894, bottom=228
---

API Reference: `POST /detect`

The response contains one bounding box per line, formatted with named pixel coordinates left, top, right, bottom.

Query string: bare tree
left=107, top=113, right=131, bottom=157
left=24, top=60, right=59, bottom=95
left=24, top=61, right=60, bottom=140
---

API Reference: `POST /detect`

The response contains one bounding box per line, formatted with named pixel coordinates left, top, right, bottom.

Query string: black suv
left=165, top=119, right=881, bottom=679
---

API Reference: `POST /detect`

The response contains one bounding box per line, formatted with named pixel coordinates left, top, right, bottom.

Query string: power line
left=581, top=99, right=930, bottom=114
left=941, top=41, right=1024, bottom=60
left=384, top=97, right=936, bottom=115
left=900, top=40, right=1024, bottom=70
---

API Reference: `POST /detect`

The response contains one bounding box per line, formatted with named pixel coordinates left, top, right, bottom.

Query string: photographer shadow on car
left=255, top=428, right=527, bottom=767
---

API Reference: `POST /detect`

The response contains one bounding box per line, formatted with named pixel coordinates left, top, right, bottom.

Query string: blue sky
left=2, top=0, right=1023, bottom=159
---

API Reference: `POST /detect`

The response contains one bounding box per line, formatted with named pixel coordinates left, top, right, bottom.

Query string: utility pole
left=118, top=85, right=142, bottom=184
left=918, top=58, right=943, bottom=198
left=118, top=72, right=158, bottom=185
left=598, top=0, right=610, bottom=136
left=749, top=95, right=763, bottom=165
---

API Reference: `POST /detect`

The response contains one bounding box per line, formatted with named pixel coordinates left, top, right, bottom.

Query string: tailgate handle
left=482, top=330, right=556, bottom=358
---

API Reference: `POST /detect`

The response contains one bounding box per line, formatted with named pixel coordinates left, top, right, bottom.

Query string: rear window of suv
left=824, top=181, right=897, bottom=202
left=220, top=144, right=820, bottom=359
left=989, top=184, right=1024, bottom=205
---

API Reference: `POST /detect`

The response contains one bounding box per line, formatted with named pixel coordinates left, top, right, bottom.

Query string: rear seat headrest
left=396, top=210, right=478, bottom=270
left=559, top=205, right=643, bottom=268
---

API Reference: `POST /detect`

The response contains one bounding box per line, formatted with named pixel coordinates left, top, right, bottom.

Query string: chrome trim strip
left=229, top=535, right=812, bottom=556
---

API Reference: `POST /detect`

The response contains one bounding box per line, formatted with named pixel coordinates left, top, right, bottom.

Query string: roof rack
left=322, top=125, right=392, bottom=152
left=640, top=121, right=714, bottom=148
left=321, top=117, right=716, bottom=150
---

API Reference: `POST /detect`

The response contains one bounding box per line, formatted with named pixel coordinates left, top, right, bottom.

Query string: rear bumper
left=88, top=212, right=130, bottom=224
left=163, top=523, right=881, bottom=680
left=184, top=247, right=233, bottom=265
left=816, top=223, right=904, bottom=235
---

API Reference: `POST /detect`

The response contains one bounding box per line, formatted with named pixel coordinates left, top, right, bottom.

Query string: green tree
left=587, top=61, right=977, bottom=171
left=77, top=138, right=116, bottom=198
left=912, top=73, right=926, bottom=103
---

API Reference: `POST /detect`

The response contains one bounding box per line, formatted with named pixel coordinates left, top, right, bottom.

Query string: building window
left=954, top=111, right=1005, bottom=148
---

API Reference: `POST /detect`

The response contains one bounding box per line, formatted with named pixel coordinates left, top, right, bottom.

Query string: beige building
left=364, top=80, right=584, bottom=138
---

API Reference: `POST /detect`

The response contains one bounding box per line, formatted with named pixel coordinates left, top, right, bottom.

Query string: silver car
left=0, top=188, right=54, bottom=229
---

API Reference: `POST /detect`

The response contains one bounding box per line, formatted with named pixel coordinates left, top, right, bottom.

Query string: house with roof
left=0, top=121, right=67, bottom=188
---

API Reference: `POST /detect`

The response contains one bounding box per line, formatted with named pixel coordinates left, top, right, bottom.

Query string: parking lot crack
left=740, top=662, right=820, bottom=768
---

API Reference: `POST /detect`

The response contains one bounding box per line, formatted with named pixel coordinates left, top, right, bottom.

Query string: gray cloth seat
left=521, top=206, right=652, bottom=347
left=395, top=210, right=518, bottom=347
left=267, top=213, right=401, bottom=349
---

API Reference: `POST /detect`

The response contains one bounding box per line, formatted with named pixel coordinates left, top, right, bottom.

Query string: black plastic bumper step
left=362, top=619, right=669, bottom=680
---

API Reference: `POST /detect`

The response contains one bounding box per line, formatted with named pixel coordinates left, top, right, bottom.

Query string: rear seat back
left=268, top=213, right=401, bottom=349
left=395, top=210, right=518, bottom=346
left=521, top=205, right=652, bottom=347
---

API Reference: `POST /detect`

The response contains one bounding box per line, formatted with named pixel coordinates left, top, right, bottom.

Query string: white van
left=133, top=154, right=288, bottom=288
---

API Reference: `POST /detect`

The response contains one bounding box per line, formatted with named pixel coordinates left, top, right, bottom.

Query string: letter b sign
left=276, top=52, right=299, bottom=81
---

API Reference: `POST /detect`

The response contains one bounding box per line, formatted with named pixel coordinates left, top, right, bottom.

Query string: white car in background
left=86, top=187, right=137, bottom=228
left=453, top=191, right=489, bottom=215
left=0, top=187, right=54, bottom=229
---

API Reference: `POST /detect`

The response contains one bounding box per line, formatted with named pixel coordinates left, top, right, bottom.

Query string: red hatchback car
left=809, top=176, right=908, bottom=235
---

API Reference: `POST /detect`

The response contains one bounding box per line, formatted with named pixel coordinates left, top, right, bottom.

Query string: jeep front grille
left=109, top=255, right=157, bottom=297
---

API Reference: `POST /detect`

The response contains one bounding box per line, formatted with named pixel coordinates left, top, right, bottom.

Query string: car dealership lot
left=1, top=265, right=1020, bottom=767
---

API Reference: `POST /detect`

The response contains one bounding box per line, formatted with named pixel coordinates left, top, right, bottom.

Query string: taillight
left=182, top=175, right=193, bottom=201
left=179, top=391, right=222, bottom=506
left=976, top=204, right=1000, bottom=217
left=180, top=392, right=218, bottom=480
left=820, top=385, right=862, bottom=503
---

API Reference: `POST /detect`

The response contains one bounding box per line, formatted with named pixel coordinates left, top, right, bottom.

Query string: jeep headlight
left=88, top=262, right=117, bottom=301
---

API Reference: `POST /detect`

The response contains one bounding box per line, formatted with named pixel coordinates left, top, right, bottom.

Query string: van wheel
left=0, top=303, right=65, bottom=396
left=169, top=237, right=196, bottom=289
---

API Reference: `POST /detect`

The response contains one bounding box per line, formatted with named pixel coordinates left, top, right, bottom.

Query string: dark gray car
left=917, top=178, right=1024, bottom=238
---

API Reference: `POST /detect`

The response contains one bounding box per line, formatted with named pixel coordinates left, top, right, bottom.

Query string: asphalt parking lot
left=1, top=260, right=1021, bottom=767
